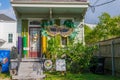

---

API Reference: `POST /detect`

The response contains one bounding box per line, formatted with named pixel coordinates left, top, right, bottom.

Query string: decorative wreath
left=44, top=60, right=52, bottom=70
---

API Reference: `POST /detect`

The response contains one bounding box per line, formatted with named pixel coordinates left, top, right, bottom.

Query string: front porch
left=10, top=58, right=46, bottom=80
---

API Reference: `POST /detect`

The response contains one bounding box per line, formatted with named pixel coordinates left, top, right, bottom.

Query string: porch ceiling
left=13, top=2, right=88, bottom=19
left=15, top=7, right=85, bottom=14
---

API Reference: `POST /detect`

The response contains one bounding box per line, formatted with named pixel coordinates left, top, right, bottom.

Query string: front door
left=29, top=27, right=41, bottom=58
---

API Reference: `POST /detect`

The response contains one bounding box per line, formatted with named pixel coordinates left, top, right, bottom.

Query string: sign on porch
left=56, top=59, right=66, bottom=71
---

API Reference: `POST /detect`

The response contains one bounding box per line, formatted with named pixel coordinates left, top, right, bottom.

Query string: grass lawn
left=0, top=72, right=119, bottom=80
left=0, top=72, right=11, bottom=80
left=45, top=72, right=120, bottom=80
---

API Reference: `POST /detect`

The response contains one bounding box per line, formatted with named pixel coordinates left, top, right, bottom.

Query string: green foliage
left=66, top=43, right=97, bottom=73
left=47, top=37, right=58, bottom=60
left=85, top=13, right=120, bottom=44
left=47, top=35, right=97, bottom=73
left=84, top=25, right=93, bottom=44
left=47, top=35, right=64, bottom=60
left=84, top=25, right=92, bottom=36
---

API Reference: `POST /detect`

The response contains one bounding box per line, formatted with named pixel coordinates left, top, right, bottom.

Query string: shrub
left=66, top=43, right=97, bottom=73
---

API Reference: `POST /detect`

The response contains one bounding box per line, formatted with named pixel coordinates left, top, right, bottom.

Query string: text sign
left=56, top=59, right=66, bottom=71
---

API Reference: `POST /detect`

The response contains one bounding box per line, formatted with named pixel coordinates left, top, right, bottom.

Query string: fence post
left=111, top=40, right=115, bottom=76
left=98, top=43, right=101, bottom=57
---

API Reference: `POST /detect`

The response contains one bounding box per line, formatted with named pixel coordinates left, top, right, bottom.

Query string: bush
left=66, top=43, right=97, bottom=73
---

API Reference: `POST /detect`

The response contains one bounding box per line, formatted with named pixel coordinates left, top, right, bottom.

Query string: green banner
left=22, top=36, right=27, bottom=55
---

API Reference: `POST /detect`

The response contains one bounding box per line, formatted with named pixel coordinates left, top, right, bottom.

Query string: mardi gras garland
left=41, top=20, right=78, bottom=38
left=63, top=20, right=75, bottom=28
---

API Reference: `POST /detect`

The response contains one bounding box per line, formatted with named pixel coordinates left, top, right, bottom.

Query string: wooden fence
left=94, top=37, right=120, bottom=76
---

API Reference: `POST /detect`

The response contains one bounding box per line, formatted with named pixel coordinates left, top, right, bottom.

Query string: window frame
left=61, top=37, right=68, bottom=46
left=8, top=33, right=13, bottom=43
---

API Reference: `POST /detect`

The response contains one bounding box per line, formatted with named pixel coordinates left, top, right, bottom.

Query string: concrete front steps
left=12, top=58, right=46, bottom=80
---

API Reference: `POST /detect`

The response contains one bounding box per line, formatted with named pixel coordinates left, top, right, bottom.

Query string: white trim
left=12, top=4, right=88, bottom=8
left=11, top=1, right=88, bottom=4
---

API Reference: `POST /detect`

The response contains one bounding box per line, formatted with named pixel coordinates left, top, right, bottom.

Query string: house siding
left=0, top=22, right=17, bottom=50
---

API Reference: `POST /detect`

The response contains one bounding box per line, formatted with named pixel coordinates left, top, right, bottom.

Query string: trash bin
left=90, top=56, right=105, bottom=74
left=10, top=46, right=18, bottom=59
left=95, top=57, right=105, bottom=74
left=0, top=50, right=10, bottom=72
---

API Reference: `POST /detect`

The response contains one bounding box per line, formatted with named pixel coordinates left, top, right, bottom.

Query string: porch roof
left=11, top=1, right=89, bottom=19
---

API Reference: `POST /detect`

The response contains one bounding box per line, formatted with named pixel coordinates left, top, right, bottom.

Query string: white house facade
left=0, top=14, right=17, bottom=50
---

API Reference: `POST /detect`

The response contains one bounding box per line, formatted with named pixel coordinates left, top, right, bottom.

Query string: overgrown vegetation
left=45, top=13, right=120, bottom=74
left=46, top=36, right=97, bottom=73
left=66, top=43, right=97, bottom=73
left=85, top=13, right=120, bottom=44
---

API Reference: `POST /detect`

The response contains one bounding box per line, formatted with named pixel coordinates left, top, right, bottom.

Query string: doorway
left=29, top=27, right=41, bottom=58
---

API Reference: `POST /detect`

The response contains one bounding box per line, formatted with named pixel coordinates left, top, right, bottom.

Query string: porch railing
left=11, top=0, right=87, bottom=3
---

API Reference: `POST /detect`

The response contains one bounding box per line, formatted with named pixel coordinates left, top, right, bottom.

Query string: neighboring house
left=85, top=23, right=97, bottom=29
left=11, top=0, right=88, bottom=58
left=0, top=14, right=17, bottom=50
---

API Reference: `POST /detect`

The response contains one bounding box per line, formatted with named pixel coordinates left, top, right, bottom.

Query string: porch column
left=22, top=19, right=29, bottom=58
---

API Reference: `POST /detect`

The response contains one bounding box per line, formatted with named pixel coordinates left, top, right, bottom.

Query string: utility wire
left=89, top=0, right=116, bottom=13
left=94, top=0, right=116, bottom=7
left=93, top=0, right=100, bottom=5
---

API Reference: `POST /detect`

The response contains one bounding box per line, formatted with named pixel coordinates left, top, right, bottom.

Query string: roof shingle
left=0, top=14, right=15, bottom=22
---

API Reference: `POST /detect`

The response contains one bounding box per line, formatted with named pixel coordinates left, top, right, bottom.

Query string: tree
left=84, top=25, right=93, bottom=44
left=85, top=13, right=120, bottom=44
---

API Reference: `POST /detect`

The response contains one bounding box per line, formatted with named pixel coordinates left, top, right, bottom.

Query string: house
left=11, top=0, right=88, bottom=58
left=0, top=14, right=17, bottom=50
left=85, top=23, right=97, bottom=29
left=10, top=0, right=89, bottom=79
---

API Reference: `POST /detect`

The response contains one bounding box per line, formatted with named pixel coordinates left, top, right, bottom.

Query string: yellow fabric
left=42, top=36, right=47, bottom=54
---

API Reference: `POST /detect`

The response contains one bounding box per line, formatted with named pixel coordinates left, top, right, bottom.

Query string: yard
left=45, top=72, right=120, bottom=80
left=0, top=72, right=120, bottom=80
left=0, top=73, right=10, bottom=80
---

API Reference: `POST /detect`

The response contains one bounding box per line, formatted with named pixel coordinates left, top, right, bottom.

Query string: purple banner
left=18, top=36, right=22, bottom=55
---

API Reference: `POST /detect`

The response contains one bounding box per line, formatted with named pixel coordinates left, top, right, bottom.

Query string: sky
left=0, top=0, right=120, bottom=24
left=85, top=0, right=120, bottom=24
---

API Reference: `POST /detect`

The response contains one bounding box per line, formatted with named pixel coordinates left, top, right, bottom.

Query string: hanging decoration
left=41, top=28, right=48, bottom=36
left=69, top=31, right=78, bottom=39
left=42, top=36, right=47, bottom=54
left=63, top=20, right=75, bottom=28
left=41, top=20, right=49, bottom=27
left=47, top=26, right=59, bottom=36
left=41, top=20, right=53, bottom=27
left=60, top=27, right=73, bottom=37
left=32, top=33, right=39, bottom=42
left=22, top=35, right=27, bottom=55
left=47, top=27, right=73, bottom=37
left=40, top=19, right=77, bottom=37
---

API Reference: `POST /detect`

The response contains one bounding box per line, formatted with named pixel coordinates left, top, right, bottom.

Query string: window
left=61, top=37, right=67, bottom=45
left=29, top=21, right=41, bottom=25
left=8, top=34, right=13, bottom=43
